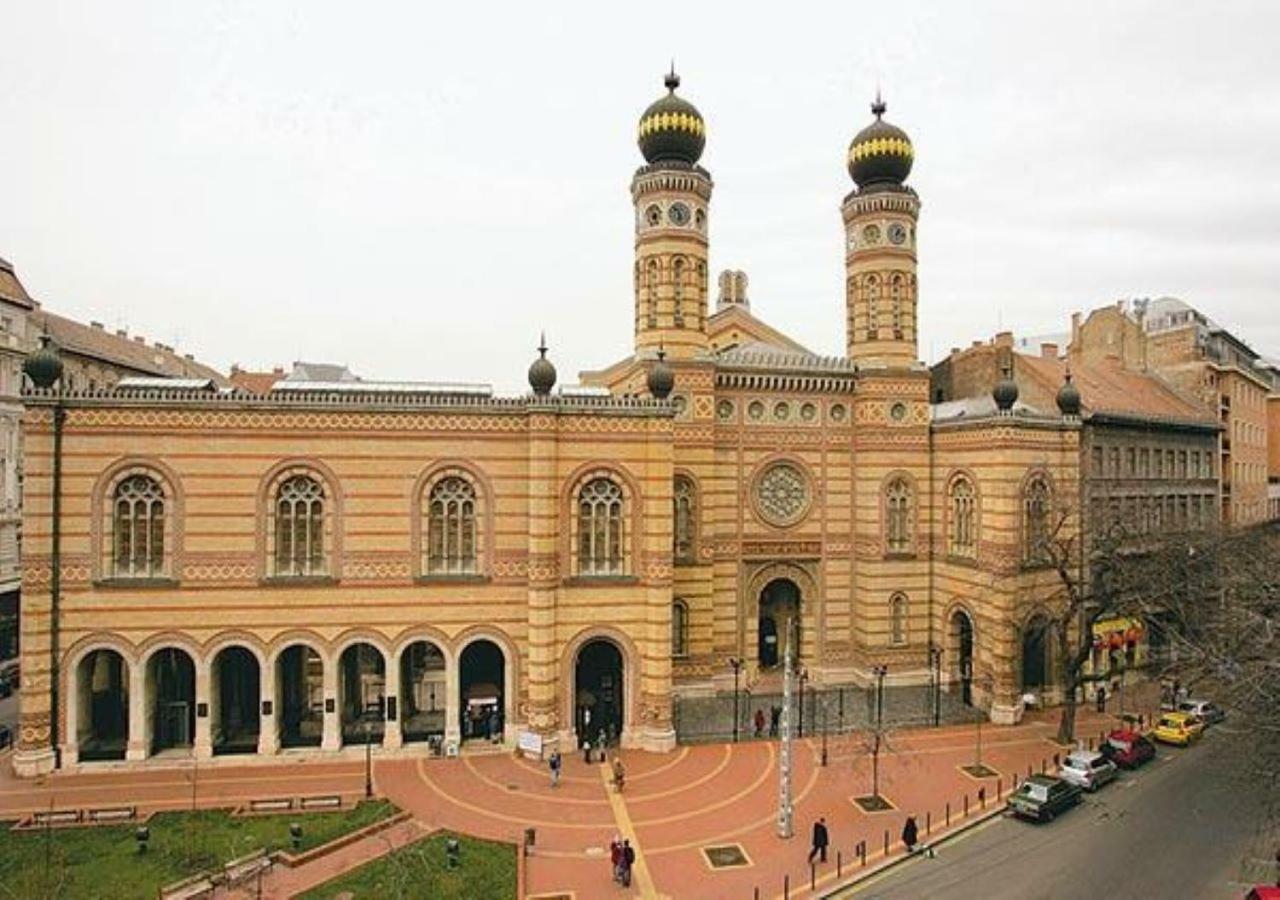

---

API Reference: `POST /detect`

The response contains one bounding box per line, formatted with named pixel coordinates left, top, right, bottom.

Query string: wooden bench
left=32, top=808, right=81, bottom=826
left=248, top=797, right=293, bottom=813
left=299, top=794, right=342, bottom=810
left=158, top=873, right=215, bottom=900
left=223, top=848, right=272, bottom=887
left=87, top=805, right=136, bottom=823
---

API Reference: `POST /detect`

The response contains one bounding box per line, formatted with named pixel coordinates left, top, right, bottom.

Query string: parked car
left=1177, top=699, right=1225, bottom=726
left=1059, top=749, right=1119, bottom=792
left=1100, top=728, right=1157, bottom=769
left=1006, top=774, right=1083, bottom=822
left=1151, top=711, right=1204, bottom=746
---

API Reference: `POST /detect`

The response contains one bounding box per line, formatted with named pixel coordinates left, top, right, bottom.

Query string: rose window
left=755, top=462, right=810, bottom=526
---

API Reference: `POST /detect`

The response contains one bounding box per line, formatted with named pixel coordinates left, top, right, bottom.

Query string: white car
left=1177, top=699, right=1225, bottom=726
left=1059, top=749, right=1118, bottom=792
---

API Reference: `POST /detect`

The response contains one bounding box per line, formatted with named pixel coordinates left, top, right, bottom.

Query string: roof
left=229, top=368, right=285, bottom=395
left=0, top=257, right=34, bottom=310
left=271, top=380, right=492, bottom=397
left=116, top=377, right=218, bottom=391
left=715, top=340, right=855, bottom=373
left=1018, top=352, right=1215, bottom=426
left=30, top=309, right=227, bottom=384
left=284, top=361, right=360, bottom=383
left=931, top=394, right=1048, bottom=422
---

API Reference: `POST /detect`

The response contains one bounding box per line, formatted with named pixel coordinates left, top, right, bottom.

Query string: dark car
left=1100, top=728, right=1157, bottom=769
left=1006, top=774, right=1082, bottom=822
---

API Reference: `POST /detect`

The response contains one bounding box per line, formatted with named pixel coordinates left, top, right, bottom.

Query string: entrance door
left=758, top=579, right=801, bottom=669
left=575, top=639, right=623, bottom=744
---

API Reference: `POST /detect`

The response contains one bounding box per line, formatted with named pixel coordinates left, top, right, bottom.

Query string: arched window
left=865, top=275, right=881, bottom=339
left=891, top=274, right=903, bottom=336
left=112, top=474, right=165, bottom=577
left=695, top=262, right=707, bottom=330
left=578, top=477, right=624, bottom=576
left=646, top=260, right=659, bottom=329
left=949, top=477, right=977, bottom=557
left=426, top=476, right=477, bottom=575
left=672, top=599, right=689, bottom=658
left=885, top=477, right=912, bottom=554
left=673, top=257, right=686, bottom=327
left=890, top=593, right=908, bottom=646
left=1023, top=474, right=1052, bottom=564
left=673, top=476, right=696, bottom=564
left=274, top=474, right=326, bottom=576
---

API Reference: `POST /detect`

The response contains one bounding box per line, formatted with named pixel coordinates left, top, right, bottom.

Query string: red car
left=1100, top=728, right=1156, bottom=769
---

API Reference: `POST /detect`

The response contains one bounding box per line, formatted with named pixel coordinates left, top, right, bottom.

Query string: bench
left=158, top=874, right=215, bottom=900
left=88, top=806, right=136, bottom=823
left=299, top=794, right=342, bottom=810
left=223, top=848, right=272, bottom=887
left=248, top=797, right=293, bottom=813
left=32, top=809, right=81, bottom=826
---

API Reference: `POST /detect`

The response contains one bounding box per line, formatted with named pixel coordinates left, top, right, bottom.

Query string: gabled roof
left=0, top=257, right=34, bottom=310
left=31, top=309, right=227, bottom=384
left=706, top=304, right=812, bottom=355
left=1019, top=352, right=1214, bottom=426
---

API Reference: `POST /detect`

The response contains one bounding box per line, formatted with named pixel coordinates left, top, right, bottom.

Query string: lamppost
left=798, top=667, right=808, bottom=739
left=729, top=657, right=743, bottom=743
left=821, top=705, right=828, bottom=767
left=776, top=625, right=794, bottom=839
left=928, top=646, right=943, bottom=727
left=363, top=718, right=373, bottom=799
left=23, top=335, right=65, bottom=770
left=872, top=665, right=888, bottom=728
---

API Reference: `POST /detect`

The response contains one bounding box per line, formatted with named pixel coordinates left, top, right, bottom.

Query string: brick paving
left=1, top=686, right=1161, bottom=898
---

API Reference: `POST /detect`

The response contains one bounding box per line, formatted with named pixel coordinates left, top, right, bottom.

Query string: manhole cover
left=703, top=844, right=750, bottom=869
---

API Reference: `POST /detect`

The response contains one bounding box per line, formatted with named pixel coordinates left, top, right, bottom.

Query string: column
left=525, top=406, right=560, bottom=745
left=126, top=661, right=147, bottom=761
left=257, top=655, right=278, bottom=756
left=444, top=656, right=461, bottom=749
left=61, top=661, right=80, bottom=767
left=194, top=659, right=213, bottom=760
left=382, top=653, right=402, bottom=750
left=321, top=655, right=340, bottom=751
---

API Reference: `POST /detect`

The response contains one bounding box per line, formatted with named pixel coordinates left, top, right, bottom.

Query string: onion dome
left=1056, top=370, right=1082, bottom=417
left=528, top=333, right=556, bottom=396
left=847, top=92, right=913, bottom=188
left=992, top=365, right=1018, bottom=412
left=647, top=347, right=675, bottom=399
left=23, top=333, right=64, bottom=389
left=637, top=69, right=706, bottom=166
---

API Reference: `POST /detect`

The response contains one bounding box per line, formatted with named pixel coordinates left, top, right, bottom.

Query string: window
left=949, top=477, right=977, bottom=557
left=112, top=474, right=165, bottom=577
left=578, top=477, right=624, bottom=576
left=274, top=475, right=326, bottom=576
left=672, top=600, right=688, bottom=658
left=646, top=260, right=659, bottom=329
left=1125, top=447, right=1136, bottom=477
left=1154, top=450, right=1164, bottom=478
left=885, top=477, right=913, bottom=553
left=1091, top=447, right=1104, bottom=477
left=890, top=275, right=903, bottom=337
left=673, top=257, right=686, bottom=327
left=890, top=593, right=907, bottom=646
left=1108, top=447, right=1121, bottom=477
left=865, top=275, right=880, bottom=340
left=1139, top=448, right=1150, bottom=477
left=1190, top=451, right=1199, bottom=478
left=1023, top=474, right=1052, bottom=564
left=673, top=476, right=696, bottom=564
left=426, top=476, right=477, bottom=575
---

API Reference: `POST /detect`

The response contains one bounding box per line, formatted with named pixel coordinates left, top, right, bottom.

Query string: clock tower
left=842, top=94, right=920, bottom=366
left=632, top=70, right=712, bottom=361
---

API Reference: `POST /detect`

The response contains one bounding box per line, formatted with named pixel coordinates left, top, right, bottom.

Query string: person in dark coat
left=770, top=705, right=781, bottom=738
left=610, top=837, right=622, bottom=883
left=902, top=815, right=919, bottom=853
left=1096, top=685, right=1107, bottom=713
left=808, top=817, right=829, bottom=864
left=754, top=708, right=766, bottom=738
left=621, top=839, right=636, bottom=886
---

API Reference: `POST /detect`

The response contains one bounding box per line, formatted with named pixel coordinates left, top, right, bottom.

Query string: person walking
left=807, top=817, right=829, bottom=864
left=549, top=749, right=562, bottom=788
left=754, top=708, right=765, bottom=738
left=621, top=839, right=636, bottom=887
left=1096, top=685, right=1107, bottom=713
left=610, top=836, right=622, bottom=884
left=582, top=737, right=592, bottom=764
left=902, top=815, right=919, bottom=854
left=613, top=758, right=626, bottom=793
left=596, top=728, right=607, bottom=763
left=770, top=705, right=781, bottom=738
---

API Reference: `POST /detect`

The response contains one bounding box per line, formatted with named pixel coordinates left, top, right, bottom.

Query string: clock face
left=888, top=223, right=907, bottom=245
left=645, top=204, right=662, bottom=227
left=668, top=202, right=691, bottom=226
left=862, top=224, right=881, bottom=244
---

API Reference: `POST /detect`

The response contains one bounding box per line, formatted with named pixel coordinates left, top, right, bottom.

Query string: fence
left=673, top=683, right=983, bottom=745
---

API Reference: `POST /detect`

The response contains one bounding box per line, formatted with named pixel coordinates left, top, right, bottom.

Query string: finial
left=537, top=331, right=548, bottom=358
left=665, top=63, right=680, bottom=93
left=657, top=340, right=666, bottom=362
left=871, top=86, right=886, bottom=119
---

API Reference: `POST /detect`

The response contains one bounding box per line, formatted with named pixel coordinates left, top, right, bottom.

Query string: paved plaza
left=0, top=696, right=1158, bottom=898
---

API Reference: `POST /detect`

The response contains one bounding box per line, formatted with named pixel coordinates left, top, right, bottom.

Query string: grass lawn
left=300, top=831, right=517, bottom=900
left=0, top=799, right=394, bottom=900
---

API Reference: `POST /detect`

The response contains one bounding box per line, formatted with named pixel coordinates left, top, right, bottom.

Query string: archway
left=758, top=578, right=801, bottom=668
left=340, top=643, right=386, bottom=746
left=400, top=641, right=447, bottom=745
left=146, top=647, right=195, bottom=754
left=1021, top=615, right=1051, bottom=692
left=76, top=649, right=128, bottom=761
left=948, top=610, right=975, bottom=706
left=575, top=638, right=624, bottom=744
left=459, top=639, right=504, bottom=743
left=212, top=647, right=260, bottom=755
left=276, top=645, right=323, bottom=748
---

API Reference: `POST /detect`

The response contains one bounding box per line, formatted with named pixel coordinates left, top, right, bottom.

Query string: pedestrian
left=754, top=708, right=765, bottom=738
left=770, top=705, right=781, bottom=738
left=583, top=737, right=592, bottom=765
left=610, top=836, right=622, bottom=884
left=1096, top=685, right=1106, bottom=713
left=549, top=749, right=562, bottom=788
left=622, top=839, right=635, bottom=887
left=807, top=817, right=829, bottom=864
left=613, top=758, right=626, bottom=793
left=902, top=815, right=919, bottom=854
left=488, top=707, right=501, bottom=743
left=596, top=727, right=606, bottom=762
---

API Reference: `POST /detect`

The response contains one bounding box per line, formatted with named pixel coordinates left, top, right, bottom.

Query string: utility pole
left=776, top=622, right=794, bottom=839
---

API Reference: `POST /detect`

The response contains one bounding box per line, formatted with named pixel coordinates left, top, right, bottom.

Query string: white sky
left=3, top=2, right=1278, bottom=391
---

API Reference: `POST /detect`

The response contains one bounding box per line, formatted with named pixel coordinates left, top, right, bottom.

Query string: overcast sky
left=3, top=2, right=1278, bottom=390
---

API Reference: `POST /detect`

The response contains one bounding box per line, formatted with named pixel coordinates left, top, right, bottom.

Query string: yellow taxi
left=1151, top=711, right=1204, bottom=746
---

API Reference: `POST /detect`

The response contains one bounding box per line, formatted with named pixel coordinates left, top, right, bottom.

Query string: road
left=838, top=728, right=1277, bottom=900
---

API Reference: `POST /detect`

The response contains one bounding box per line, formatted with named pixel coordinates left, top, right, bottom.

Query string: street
left=841, top=728, right=1277, bottom=900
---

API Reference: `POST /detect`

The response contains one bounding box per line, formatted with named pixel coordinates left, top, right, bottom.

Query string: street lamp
left=798, top=667, right=809, bottom=739
left=363, top=718, right=373, bottom=799
left=928, top=646, right=943, bottom=727
left=729, top=657, right=743, bottom=743
left=821, top=705, right=828, bottom=767
left=871, top=665, right=888, bottom=728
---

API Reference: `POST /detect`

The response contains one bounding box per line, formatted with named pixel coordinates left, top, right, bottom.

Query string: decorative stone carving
left=754, top=462, right=810, bottom=527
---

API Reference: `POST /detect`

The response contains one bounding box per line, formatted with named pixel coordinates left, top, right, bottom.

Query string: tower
left=632, top=70, right=712, bottom=360
left=842, top=94, right=920, bottom=366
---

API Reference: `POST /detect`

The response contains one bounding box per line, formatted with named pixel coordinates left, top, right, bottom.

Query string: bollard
left=1027, top=763, right=1033, bottom=778
left=945, top=802, right=950, bottom=826
left=811, top=862, right=816, bottom=891
left=1053, top=753, right=1060, bottom=767
left=979, top=786, right=986, bottom=809
left=858, top=840, right=867, bottom=867
left=837, top=851, right=843, bottom=878
left=754, top=889, right=759, bottom=900
left=926, top=811, right=931, bottom=835
left=883, top=829, right=889, bottom=857
left=1012, top=773, right=1018, bottom=789
left=1041, top=758, right=1047, bottom=774
left=784, top=873, right=790, bottom=900
left=964, top=794, right=969, bottom=817
left=997, top=777, right=1002, bottom=800
left=1088, top=737, right=1094, bottom=751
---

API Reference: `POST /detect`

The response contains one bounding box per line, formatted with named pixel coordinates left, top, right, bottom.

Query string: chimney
left=230, top=364, right=241, bottom=375
left=716, top=269, right=749, bottom=310
left=994, top=331, right=1014, bottom=348
left=950, top=347, right=960, bottom=357
left=133, top=335, right=146, bottom=343
left=184, top=353, right=194, bottom=361
left=971, top=340, right=983, bottom=349
left=116, top=329, right=127, bottom=338
left=90, top=321, right=104, bottom=330
left=1041, top=342, right=1058, bottom=358
left=273, top=366, right=285, bottom=375
left=1071, top=312, right=1082, bottom=348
